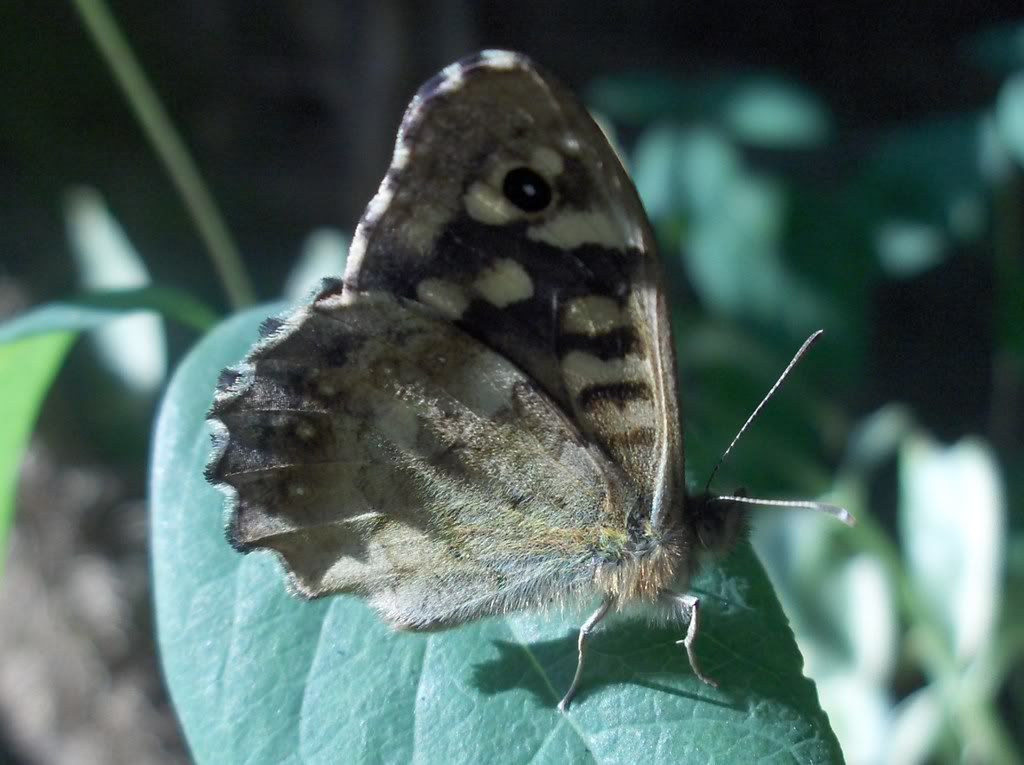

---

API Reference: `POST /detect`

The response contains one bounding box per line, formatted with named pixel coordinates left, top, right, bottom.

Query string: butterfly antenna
left=711, top=494, right=855, bottom=526
left=703, top=330, right=823, bottom=493
left=701, top=330, right=853, bottom=526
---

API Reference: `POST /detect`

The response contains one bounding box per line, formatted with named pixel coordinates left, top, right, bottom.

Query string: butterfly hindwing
left=207, top=290, right=639, bottom=628
left=344, top=51, right=684, bottom=532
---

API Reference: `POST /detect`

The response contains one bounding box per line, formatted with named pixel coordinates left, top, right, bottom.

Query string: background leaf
left=65, top=185, right=168, bottom=392
left=899, top=436, right=1005, bottom=661
left=151, top=305, right=843, bottom=764
left=0, top=284, right=217, bottom=574
left=0, top=333, right=76, bottom=573
left=0, top=286, right=218, bottom=344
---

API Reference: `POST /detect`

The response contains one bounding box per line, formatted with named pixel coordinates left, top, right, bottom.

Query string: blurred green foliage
left=597, top=29, right=1023, bottom=761
left=0, top=333, right=74, bottom=573
left=1, top=7, right=1023, bottom=765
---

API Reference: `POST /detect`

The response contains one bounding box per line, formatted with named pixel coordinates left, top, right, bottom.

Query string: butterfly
left=205, top=49, right=851, bottom=711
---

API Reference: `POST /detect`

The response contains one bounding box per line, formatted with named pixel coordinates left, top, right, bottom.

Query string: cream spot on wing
left=464, top=181, right=518, bottom=225
left=560, top=351, right=646, bottom=389
left=531, top=146, right=564, bottom=177
left=416, top=278, right=469, bottom=319
left=479, top=50, right=521, bottom=70
left=400, top=199, right=454, bottom=251
left=436, top=62, right=466, bottom=94
left=527, top=209, right=630, bottom=249
left=581, top=397, right=656, bottom=432
left=562, top=295, right=628, bottom=335
left=392, top=143, right=411, bottom=171
left=473, top=258, right=534, bottom=307
left=296, top=422, right=317, bottom=440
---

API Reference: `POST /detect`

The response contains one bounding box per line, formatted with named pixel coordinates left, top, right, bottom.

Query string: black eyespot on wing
left=502, top=167, right=552, bottom=213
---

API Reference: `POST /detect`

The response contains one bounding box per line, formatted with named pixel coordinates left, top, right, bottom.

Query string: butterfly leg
left=558, top=597, right=613, bottom=712
left=659, top=590, right=719, bottom=688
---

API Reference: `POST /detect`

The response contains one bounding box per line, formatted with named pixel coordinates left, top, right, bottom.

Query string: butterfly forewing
left=343, top=50, right=684, bottom=532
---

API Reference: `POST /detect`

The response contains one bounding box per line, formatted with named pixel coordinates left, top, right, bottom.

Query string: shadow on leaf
left=472, top=618, right=747, bottom=711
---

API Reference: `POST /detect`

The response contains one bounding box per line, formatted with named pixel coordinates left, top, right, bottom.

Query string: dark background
left=1, top=2, right=1022, bottom=763
left=5, top=2, right=1021, bottom=302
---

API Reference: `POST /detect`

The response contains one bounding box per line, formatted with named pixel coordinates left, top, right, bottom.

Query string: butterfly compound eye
left=501, top=166, right=552, bottom=212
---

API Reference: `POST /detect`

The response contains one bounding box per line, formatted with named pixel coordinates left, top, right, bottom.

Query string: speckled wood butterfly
left=206, top=50, right=851, bottom=710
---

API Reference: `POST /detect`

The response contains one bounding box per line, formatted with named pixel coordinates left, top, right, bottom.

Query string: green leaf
left=65, top=186, right=169, bottom=391
left=996, top=73, right=1024, bottom=170
left=899, top=435, right=1005, bottom=662
left=0, top=284, right=217, bottom=571
left=0, top=285, right=218, bottom=344
left=152, top=305, right=843, bottom=764
left=631, top=125, right=829, bottom=335
left=720, top=77, right=831, bottom=149
left=0, top=333, right=76, bottom=573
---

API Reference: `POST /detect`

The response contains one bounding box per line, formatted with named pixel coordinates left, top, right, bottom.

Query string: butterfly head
left=685, top=492, right=750, bottom=560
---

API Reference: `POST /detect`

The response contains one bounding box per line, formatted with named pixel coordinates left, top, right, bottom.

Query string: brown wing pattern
left=207, top=290, right=639, bottom=628
left=343, top=51, right=684, bottom=532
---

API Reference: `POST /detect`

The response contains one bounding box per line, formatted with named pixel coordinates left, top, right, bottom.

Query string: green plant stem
left=992, top=171, right=1024, bottom=357
left=990, top=172, right=1024, bottom=451
left=70, top=0, right=255, bottom=311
